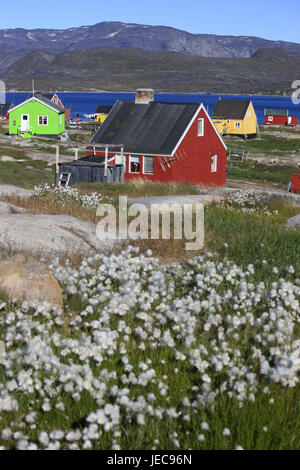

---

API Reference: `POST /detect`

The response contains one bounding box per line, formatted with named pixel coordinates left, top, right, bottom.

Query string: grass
left=0, top=160, right=55, bottom=188
left=226, top=134, right=300, bottom=156
left=227, top=160, right=299, bottom=186
left=76, top=179, right=199, bottom=198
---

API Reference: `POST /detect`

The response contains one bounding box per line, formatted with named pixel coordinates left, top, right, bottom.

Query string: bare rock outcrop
left=0, top=255, right=63, bottom=308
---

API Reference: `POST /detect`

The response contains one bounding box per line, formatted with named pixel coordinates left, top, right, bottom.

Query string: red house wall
left=264, top=115, right=298, bottom=126
left=86, top=107, right=227, bottom=186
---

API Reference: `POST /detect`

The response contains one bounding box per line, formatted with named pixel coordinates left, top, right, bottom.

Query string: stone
left=0, top=201, right=28, bottom=215
left=0, top=255, right=63, bottom=308
left=0, top=185, right=33, bottom=198
left=286, top=213, right=300, bottom=228
left=0, top=214, right=119, bottom=258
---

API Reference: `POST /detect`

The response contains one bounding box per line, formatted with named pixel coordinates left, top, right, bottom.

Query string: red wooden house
left=0, top=103, right=14, bottom=120
left=291, top=174, right=300, bottom=193
left=264, top=109, right=298, bottom=126
left=85, top=100, right=227, bottom=186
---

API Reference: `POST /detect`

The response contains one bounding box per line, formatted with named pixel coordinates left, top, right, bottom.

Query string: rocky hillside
left=4, top=46, right=300, bottom=94
left=0, top=21, right=300, bottom=75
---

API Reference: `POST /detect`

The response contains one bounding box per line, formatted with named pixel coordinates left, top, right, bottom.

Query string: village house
left=8, top=94, right=65, bottom=138
left=211, top=98, right=257, bottom=138
left=264, top=109, right=298, bottom=126
left=94, top=105, right=114, bottom=123
left=27, top=92, right=71, bottom=122
left=80, top=92, right=227, bottom=186
left=0, top=103, right=14, bottom=120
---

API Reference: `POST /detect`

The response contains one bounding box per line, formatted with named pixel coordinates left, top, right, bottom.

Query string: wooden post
left=104, top=146, right=108, bottom=178
left=55, top=145, right=60, bottom=186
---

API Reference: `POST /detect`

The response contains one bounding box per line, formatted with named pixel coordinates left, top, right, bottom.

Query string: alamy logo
left=96, top=196, right=204, bottom=251
left=291, top=80, right=300, bottom=105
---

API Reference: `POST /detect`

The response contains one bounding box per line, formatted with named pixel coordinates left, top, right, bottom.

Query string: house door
left=287, top=117, right=292, bottom=125
left=21, top=114, right=30, bottom=131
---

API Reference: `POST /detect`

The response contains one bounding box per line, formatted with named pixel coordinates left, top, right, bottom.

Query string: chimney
left=135, top=88, right=154, bottom=104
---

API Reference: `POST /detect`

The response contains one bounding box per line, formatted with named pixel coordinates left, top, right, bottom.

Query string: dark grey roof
left=27, top=92, right=64, bottom=113
left=264, top=108, right=289, bottom=117
left=212, top=99, right=251, bottom=120
left=0, top=103, right=12, bottom=116
left=90, top=101, right=200, bottom=155
left=95, top=105, right=114, bottom=114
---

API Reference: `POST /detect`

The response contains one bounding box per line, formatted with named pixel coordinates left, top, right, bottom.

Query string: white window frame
left=198, top=118, right=204, bottom=136
left=268, top=116, right=273, bottom=122
left=38, top=115, right=48, bottom=126
left=129, top=155, right=141, bottom=174
left=211, top=154, right=218, bottom=173
left=234, top=121, right=241, bottom=129
left=143, top=156, right=154, bottom=175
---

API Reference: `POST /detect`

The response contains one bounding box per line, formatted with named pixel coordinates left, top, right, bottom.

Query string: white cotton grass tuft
left=0, top=246, right=298, bottom=449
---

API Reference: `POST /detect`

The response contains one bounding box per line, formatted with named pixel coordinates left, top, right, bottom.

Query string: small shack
left=211, top=99, right=257, bottom=138
left=57, top=144, right=125, bottom=187
left=264, top=109, right=297, bottom=126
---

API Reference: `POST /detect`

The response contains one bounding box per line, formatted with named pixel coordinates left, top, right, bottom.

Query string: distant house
left=211, top=99, right=257, bottom=138
left=264, top=109, right=297, bottom=126
left=0, top=103, right=14, bottom=120
left=94, top=105, right=114, bottom=123
left=28, top=92, right=71, bottom=122
left=8, top=94, right=65, bottom=138
left=83, top=98, right=227, bottom=186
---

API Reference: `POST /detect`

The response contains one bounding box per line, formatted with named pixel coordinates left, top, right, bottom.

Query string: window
left=38, top=116, right=48, bottom=126
left=211, top=154, right=217, bottom=173
left=143, top=157, right=154, bottom=175
left=234, top=122, right=241, bottom=129
left=268, top=116, right=273, bottom=122
left=129, top=156, right=140, bottom=173
left=198, top=118, right=204, bottom=136
left=248, top=110, right=251, bottom=117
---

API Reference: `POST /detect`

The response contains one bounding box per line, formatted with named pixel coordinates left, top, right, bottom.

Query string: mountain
left=4, top=46, right=300, bottom=95
left=0, top=21, right=300, bottom=75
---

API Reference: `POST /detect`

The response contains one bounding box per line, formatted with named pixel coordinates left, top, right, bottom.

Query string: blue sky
left=1, top=0, right=299, bottom=43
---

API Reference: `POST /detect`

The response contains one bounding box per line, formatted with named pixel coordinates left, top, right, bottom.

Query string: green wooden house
left=8, top=94, right=65, bottom=139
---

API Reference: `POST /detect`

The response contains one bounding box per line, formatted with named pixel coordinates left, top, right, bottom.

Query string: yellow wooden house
left=211, top=99, right=257, bottom=138
left=94, top=105, right=113, bottom=123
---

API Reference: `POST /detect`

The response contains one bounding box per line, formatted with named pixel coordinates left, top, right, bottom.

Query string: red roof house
left=0, top=103, right=14, bottom=120
left=85, top=100, right=227, bottom=186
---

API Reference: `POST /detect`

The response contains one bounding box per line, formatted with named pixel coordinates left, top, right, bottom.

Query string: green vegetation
left=227, top=134, right=300, bottom=156
left=0, top=160, right=55, bottom=188
left=227, top=160, right=298, bottom=186
left=76, top=179, right=199, bottom=198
